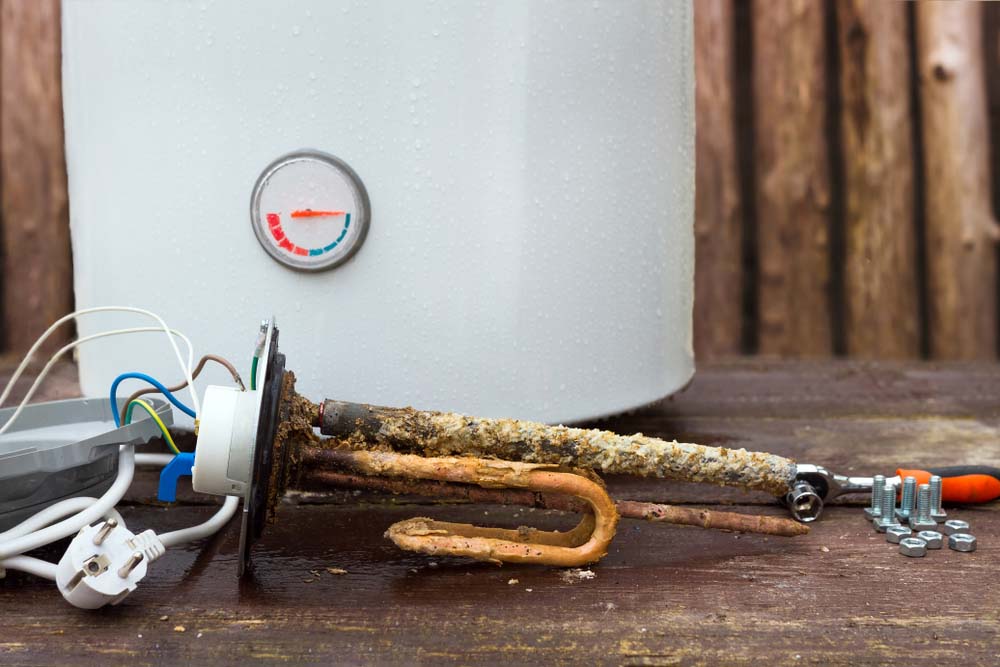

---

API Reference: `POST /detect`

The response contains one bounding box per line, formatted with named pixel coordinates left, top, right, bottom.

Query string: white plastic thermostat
left=191, top=385, right=261, bottom=496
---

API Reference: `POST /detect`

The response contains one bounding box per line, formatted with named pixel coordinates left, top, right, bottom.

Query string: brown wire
left=118, top=354, right=244, bottom=424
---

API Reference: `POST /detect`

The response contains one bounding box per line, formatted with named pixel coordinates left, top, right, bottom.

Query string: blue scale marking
left=319, top=214, right=351, bottom=253
left=305, top=213, right=351, bottom=256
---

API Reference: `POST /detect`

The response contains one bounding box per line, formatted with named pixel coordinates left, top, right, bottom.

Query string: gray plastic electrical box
left=0, top=397, right=172, bottom=531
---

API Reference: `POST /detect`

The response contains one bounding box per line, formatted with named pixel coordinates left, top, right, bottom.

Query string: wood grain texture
left=694, top=0, right=743, bottom=360
left=0, top=0, right=72, bottom=354
left=752, top=0, right=832, bottom=357
left=916, top=2, right=998, bottom=360
left=837, top=1, right=920, bottom=359
left=2, top=360, right=999, bottom=665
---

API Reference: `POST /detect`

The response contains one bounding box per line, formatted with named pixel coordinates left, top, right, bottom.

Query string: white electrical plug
left=56, top=517, right=165, bottom=609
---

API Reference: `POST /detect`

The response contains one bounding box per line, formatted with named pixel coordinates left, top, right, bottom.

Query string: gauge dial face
left=250, top=150, right=371, bottom=272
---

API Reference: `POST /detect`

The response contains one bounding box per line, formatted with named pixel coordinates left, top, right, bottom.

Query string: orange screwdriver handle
left=896, top=467, right=1000, bottom=504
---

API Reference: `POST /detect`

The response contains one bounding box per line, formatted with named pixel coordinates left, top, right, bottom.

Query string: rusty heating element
left=263, top=374, right=806, bottom=567
left=313, top=399, right=797, bottom=496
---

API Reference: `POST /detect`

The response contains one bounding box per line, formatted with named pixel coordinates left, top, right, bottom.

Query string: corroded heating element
left=303, top=448, right=619, bottom=566
left=313, top=400, right=796, bottom=496
left=270, top=383, right=805, bottom=568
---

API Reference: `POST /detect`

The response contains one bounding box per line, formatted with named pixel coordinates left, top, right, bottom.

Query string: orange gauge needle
left=290, top=209, right=346, bottom=219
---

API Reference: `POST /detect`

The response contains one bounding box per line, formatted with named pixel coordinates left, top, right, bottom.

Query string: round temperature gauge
left=250, top=149, right=371, bottom=272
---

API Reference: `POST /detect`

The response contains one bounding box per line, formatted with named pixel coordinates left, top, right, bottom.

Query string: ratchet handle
left=895, top=466, right=1000, bottom=504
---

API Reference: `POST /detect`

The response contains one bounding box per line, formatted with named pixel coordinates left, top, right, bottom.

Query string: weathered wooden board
left=2, top=361, right=999, bottom=665
left=694, top=0, right=743, bottom=360
left=916, top=1, right=998, bottom=360
left=0, top=0, right=73, bottom=355
left=837, top=0, right=920, bottom=359
left=751, top=0, right=832, bottom=357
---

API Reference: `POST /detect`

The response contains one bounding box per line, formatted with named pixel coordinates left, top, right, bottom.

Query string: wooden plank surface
left=837, top=1, right=920, bottom=359
left=2, top=360, right=999, bottom=665
left=752, top=0, right=833, bottom=357
left=694, top=0, right=743, bottom=360
left=916, top=1, right=998, bottom=360
left=0, top=0, right=73, bottom=354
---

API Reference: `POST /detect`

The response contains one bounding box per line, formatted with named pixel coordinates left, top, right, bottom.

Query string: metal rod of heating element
left=312, top=399, right=797, bottom=496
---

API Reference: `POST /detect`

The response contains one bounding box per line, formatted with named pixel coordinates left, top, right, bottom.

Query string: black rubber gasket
left=239, top=324, right=285, bottom=577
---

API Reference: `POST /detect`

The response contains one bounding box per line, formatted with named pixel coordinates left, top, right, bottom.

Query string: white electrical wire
left=1, top=555, right=57, bottom=580
left=0, top=326, right=193, bottom=436
left=134, top=453, right=177, bottom=466
left=0, top=497, right=123, bottom=542
left=0, top=306, right=200, bottom=419
left=159, top=496, right=240, bottom=548
left=0, top=445, right=135, bottom=560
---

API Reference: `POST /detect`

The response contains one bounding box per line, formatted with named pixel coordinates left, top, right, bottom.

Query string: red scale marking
left=267, top=214, right=286, bottom=242
left=266, top=211, right=344, bottom=257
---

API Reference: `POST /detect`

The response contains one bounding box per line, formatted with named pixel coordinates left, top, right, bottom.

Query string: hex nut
left=908, top=516, right=937, bottom=531
left=948, top=533, right=977, bottom=553
left=872, top=517, right=901, bottom=534
left=886, top=525, right=912, bottom=544
left=899, top=537, right=927, bottom=558
left=916, top=530, right=943, bottom=549
left=943, top=519, right=970, bottom=536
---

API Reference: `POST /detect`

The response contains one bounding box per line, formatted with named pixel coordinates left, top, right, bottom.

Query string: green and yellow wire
left=124, top=398, right=180, bottom=454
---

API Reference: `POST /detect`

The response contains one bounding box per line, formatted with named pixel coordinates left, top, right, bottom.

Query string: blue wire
left=109, top=372, right=196, bottom=427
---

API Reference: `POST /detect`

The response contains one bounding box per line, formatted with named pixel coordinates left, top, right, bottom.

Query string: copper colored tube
left=298, top=448, right=619, bottom=566
left=301, top=469, right=808, bottom=538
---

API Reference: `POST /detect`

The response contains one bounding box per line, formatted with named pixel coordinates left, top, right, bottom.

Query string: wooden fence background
left=1, top=1, right=999, bottom=360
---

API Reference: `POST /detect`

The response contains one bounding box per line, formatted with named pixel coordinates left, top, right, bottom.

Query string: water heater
left=61, top=0, right=694, bottom=423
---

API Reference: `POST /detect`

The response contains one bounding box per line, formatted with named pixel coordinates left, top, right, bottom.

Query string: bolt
left=943, top=519, right=969, bottom=536
left=948, top=533, right=977, bottom=552
left=92, top=518, right=119, bottom=546
left=916, top=530, right=943, bottom=549
left=117, top=551, right=144, bottom=578
left=873, top=485, right=901, bottom=533
left=899, top=537, right=927, bottom=558
left=885, top=525, right=912, bottom=544
left=896, top=476, right=917, bottom=520
left=908, top=484, right=937, bottom=531
left=864, top=474, right=886, bottom=519
left=929, top=475, right=946, bottom=522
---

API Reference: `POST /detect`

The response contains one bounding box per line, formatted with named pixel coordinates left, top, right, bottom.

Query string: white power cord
left=2, top=555, right=58, bottom=581
left=0, top=307, right=238, bottom=608
left=134, top=452, right=176, bottom=466
left=0, top=445, right=136, bottom=561
left=0, top=498, right=124, bottom=542
left=1, top=450, right=240, bottom=606
left=160, top=496, right=239, bottom=548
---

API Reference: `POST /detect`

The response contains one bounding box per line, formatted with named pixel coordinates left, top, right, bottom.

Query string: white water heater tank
left=61, top=0, right=694, bottom=424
